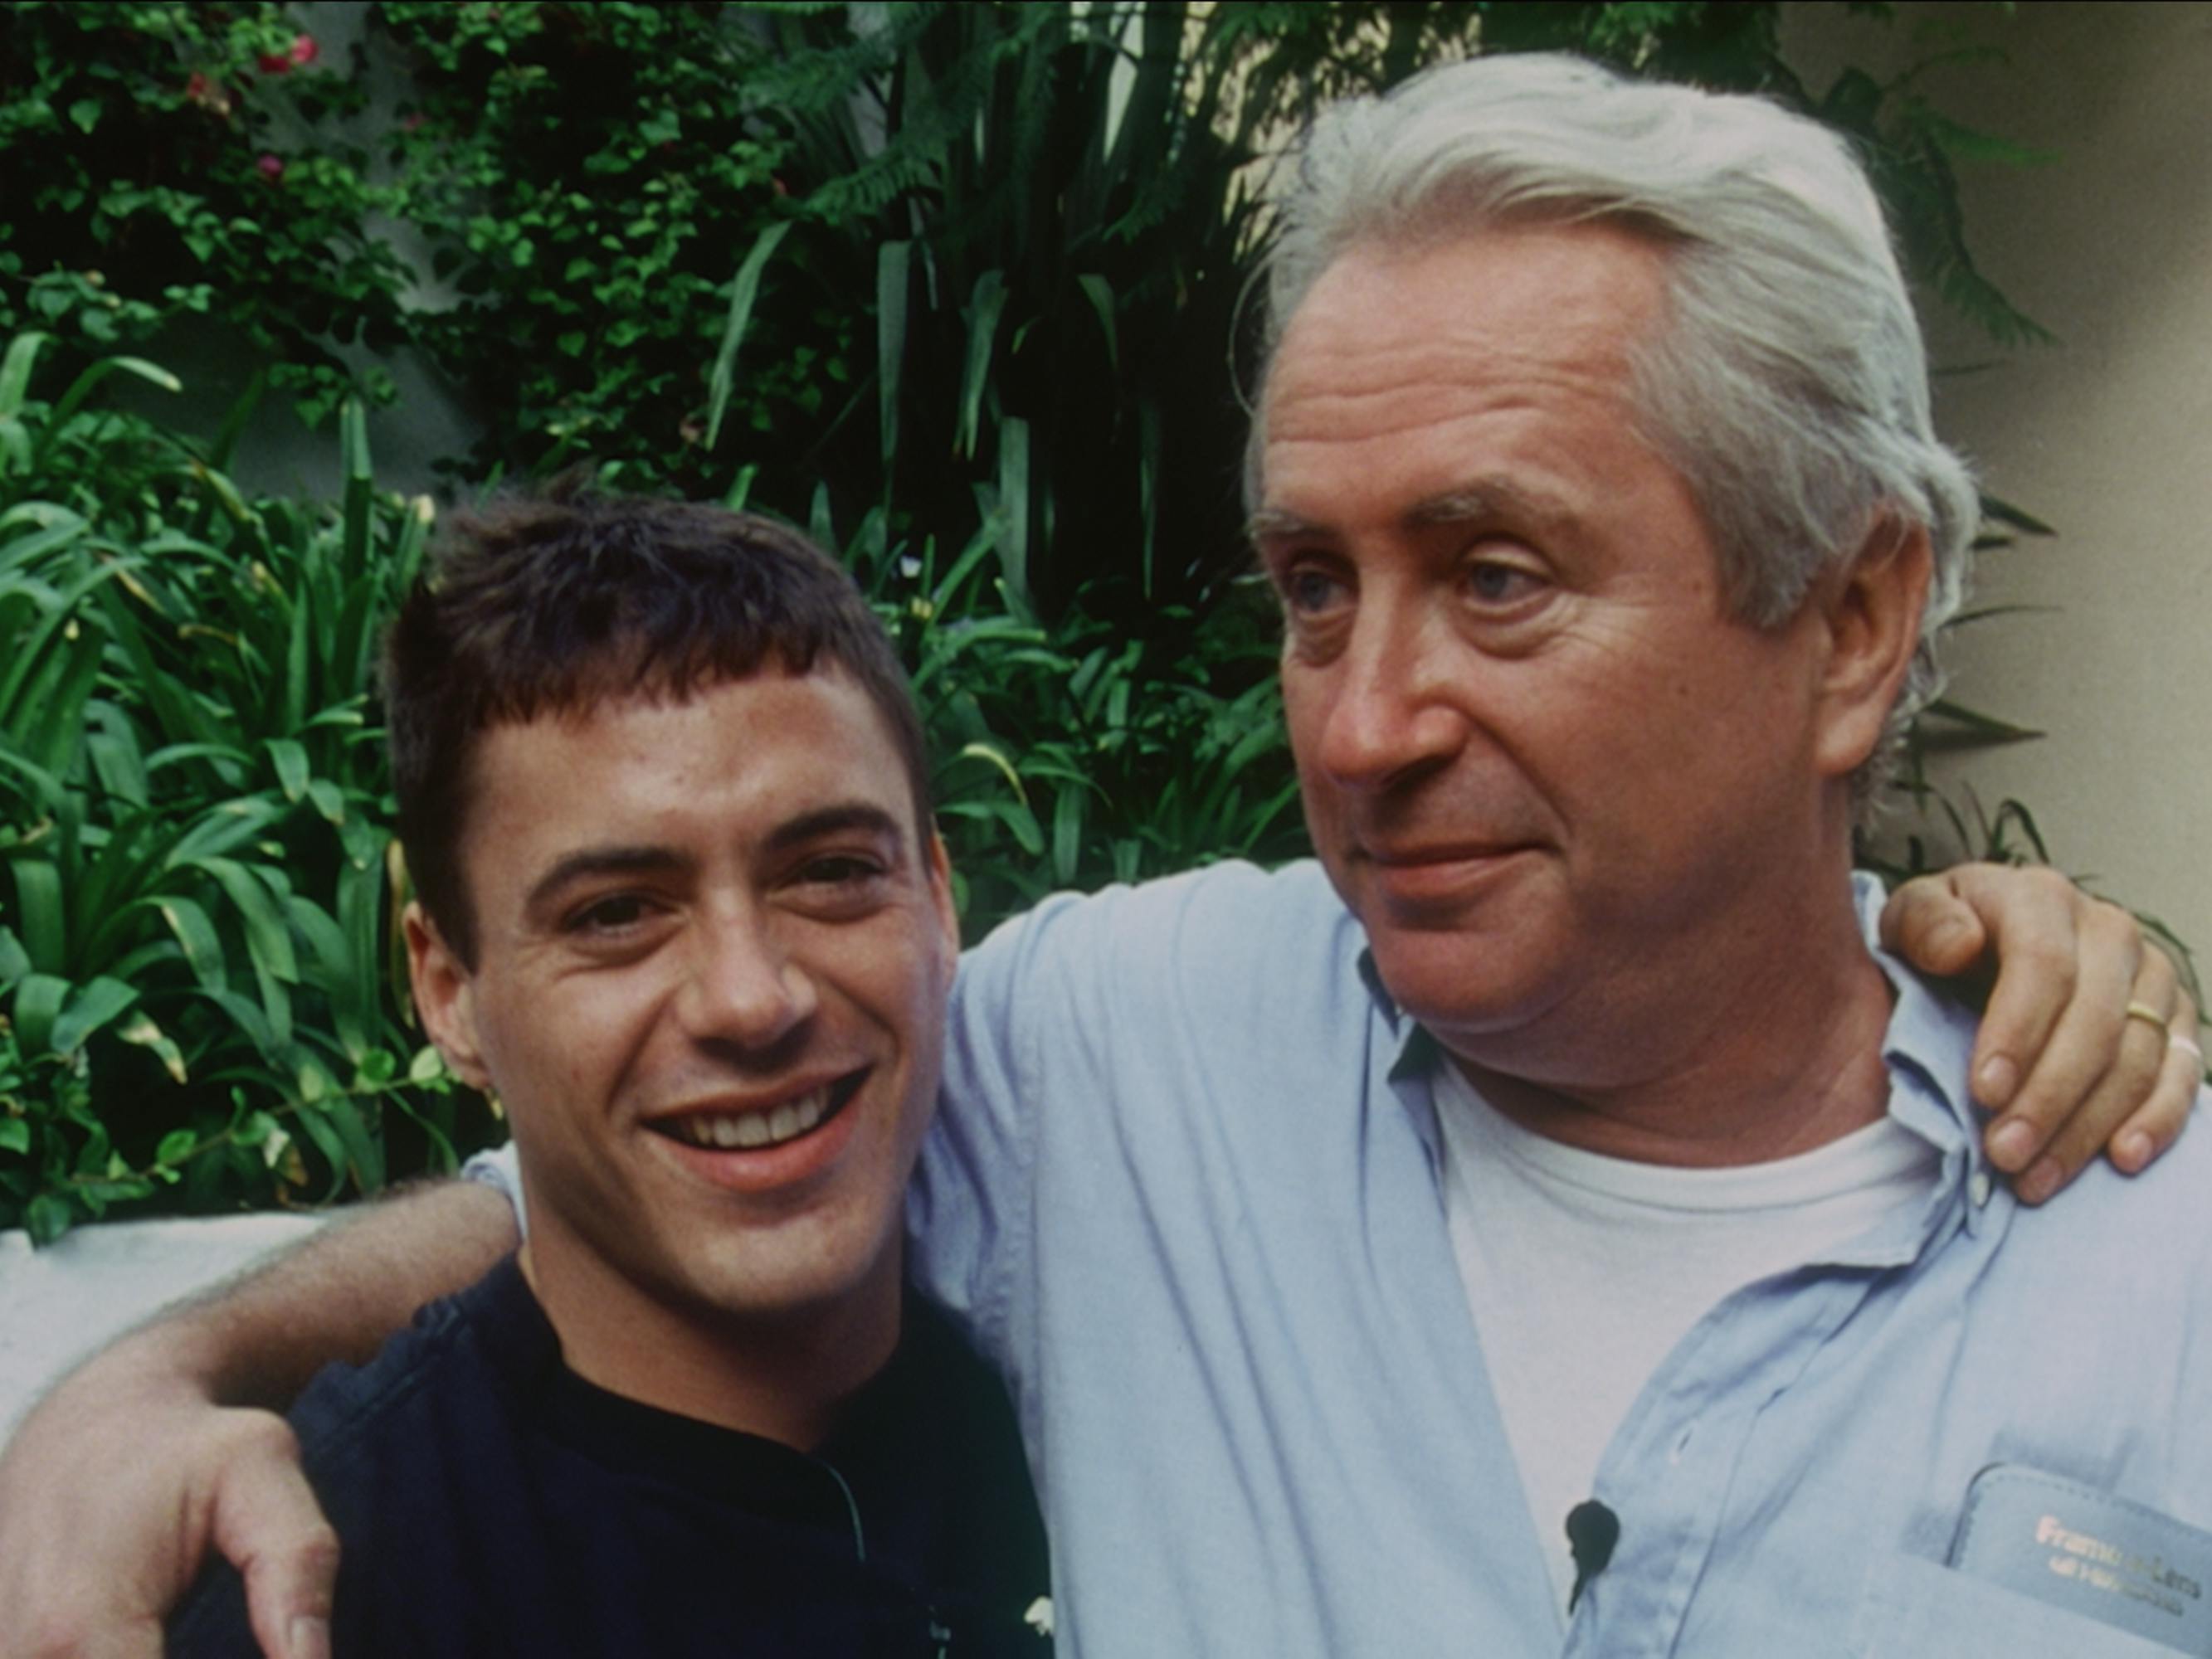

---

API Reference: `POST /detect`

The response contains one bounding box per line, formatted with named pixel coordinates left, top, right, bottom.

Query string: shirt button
left=1969, top=1170, right=1993, bottom=1208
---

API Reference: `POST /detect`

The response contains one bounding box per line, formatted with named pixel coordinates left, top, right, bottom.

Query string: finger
left=1880, top=870, right=1993, bottom=979
left=2108, top=952, right=2205, bottom=1174
left=207, top=1420, right=339, bottom=1659
left=2007, top=1010, right=2171, bottom=1202
left=1961, top=867, right=2107, bottom=1117
left=2107, top=1042, right=2202, bottom=1175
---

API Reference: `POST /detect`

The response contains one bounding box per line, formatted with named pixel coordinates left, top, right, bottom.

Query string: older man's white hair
left=1250, top=52, right=1981, bottom=811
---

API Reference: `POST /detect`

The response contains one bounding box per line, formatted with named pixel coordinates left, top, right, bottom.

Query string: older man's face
left=1255, top=224, right=1843, bottom=1068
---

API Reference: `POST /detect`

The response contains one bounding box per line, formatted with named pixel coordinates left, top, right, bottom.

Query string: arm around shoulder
left=0, top=1177, right=516, bottom=1659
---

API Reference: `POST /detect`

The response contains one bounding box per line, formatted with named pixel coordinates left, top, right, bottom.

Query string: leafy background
left=1, top=0, right=2184, bottom=1241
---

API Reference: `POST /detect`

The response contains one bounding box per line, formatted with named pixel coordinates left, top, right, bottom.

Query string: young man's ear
left=1810, top=513, right=1934, bottom=781
left=403, top=902, right=492, bottom=1092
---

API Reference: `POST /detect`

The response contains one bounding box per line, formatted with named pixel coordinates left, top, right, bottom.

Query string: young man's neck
left=518, top=1238, right=903, bottom=1452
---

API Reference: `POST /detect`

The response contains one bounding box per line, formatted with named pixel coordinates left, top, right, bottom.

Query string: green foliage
left=0, top=333, right=490, bottom=1242
left=6, top=2, right=2171, bottom=1238
left=372, top=2, right=819, bottom=488
left=0, top=2, right=412, bottom=426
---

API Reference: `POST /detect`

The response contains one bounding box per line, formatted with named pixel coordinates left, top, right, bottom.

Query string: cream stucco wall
left=1784, top=2, right=2212, bottom=979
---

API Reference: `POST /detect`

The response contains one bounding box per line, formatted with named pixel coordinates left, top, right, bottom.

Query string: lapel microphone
left=1566, top=1499, right=1620, bottom=1613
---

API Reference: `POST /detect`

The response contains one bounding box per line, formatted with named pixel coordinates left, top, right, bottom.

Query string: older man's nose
left=682, top=915, right=817, bottom=1050
left=1310, top=608, right=1468, bottom=791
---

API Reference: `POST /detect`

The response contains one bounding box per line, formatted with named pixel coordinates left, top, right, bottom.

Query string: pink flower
left=256, top=153, right=285, bottom=183
left=258, top=35, right=316, bottom=74
left=185, top=71, right=233, bottom=119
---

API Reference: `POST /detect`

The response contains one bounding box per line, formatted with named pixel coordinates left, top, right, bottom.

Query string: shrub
left=0, top=332, right=489, bottom=1242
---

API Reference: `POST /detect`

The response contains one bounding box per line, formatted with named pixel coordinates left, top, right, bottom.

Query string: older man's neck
left=1456, top=883, right=1898, bottom=1169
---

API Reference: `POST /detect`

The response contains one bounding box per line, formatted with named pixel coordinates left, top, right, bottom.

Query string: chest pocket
left=1854, top=1553, right=2195, bottom=1658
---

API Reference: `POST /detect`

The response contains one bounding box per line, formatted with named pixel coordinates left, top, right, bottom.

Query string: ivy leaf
left=67, top=99, right=100, bottom=135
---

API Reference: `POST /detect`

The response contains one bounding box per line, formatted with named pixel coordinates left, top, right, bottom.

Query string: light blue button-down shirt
left=912, top=859, right=2212, bottom=1659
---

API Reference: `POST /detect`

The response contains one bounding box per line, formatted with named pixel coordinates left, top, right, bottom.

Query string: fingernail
left=2018, top=1158, right=2061, bottom=1205
left=2117, top=1131, right=2152, bottom=1173
left=290, top=1615, right=332, bottom=1659
left=1985, top=1117, right=2035, bottom=1170
left=1976, top=1054, right=2019, bottom=1106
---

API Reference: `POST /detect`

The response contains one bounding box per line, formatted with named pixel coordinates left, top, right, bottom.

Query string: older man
left=2, top=51, right=2205, bottom=1659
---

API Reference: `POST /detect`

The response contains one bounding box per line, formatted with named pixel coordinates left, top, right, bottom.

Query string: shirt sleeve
left=460, top=1140, right=527, bottom=1236
left=904, top=891, right=1095, bottom=1361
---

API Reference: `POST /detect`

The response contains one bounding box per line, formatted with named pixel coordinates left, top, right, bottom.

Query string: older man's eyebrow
left=1404, top=481, right=1576, bottom=536
left=1245, top=506, right=1325, bottom=546
left=1246, top=482, right=1579, bottom=549
left=524, top=845, right=686, bottom=916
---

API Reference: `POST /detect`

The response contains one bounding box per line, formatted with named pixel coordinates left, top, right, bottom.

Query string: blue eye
left=1279, top=564, right=1348, bottom=615
left=1465, top=562, right=1540, bottom=606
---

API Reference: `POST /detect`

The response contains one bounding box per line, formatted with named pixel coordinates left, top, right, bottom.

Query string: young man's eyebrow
left=523, top=845, right=685, bottom=914
left=763, top=802, right=909, bottom=858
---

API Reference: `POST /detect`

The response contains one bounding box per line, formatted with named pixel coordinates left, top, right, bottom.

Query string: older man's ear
left=1810, top=515, right=1934, bottom=785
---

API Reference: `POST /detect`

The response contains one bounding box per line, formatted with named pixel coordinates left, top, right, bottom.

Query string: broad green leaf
left=341, top=397, right=372, bottom=566
left=11, top=859, right=65, bottom=973
left=953, top=742, right=1030, bottom=805
left=47, top=356, right=183, bottom=432
left=156, top=896, right=227, bottom=990
left=50, top=975, right=139, bottom=1054
left=407, top=1044, right=448, bottom=1085
left=1051, top=784, right=1085, bottom=886
left=0, top=333, right=49, bottom=417
left=0, top=1118, right=28, bottom=1155
left=995, top=416, right=1030, bottom=606
left=12, top=972, right=69, bottom=1053
left=118, top=1010, right=188, bottom=1084
left=188, top=858, right=299, bottom=984
left=26, top=1192, right=73, bottom=1247
left=266, top=738, right=310, bottom=802
left=957, top=270, right=1007, bottom=458
left=877, top=240, right=909, bottom=470
left=704, top=220, right=792, bottom=450
left=0, top=511, right=89, bottom=576
left=306, top=778, right=346, bottom=826
left=0, top=924, right=29, bottom=983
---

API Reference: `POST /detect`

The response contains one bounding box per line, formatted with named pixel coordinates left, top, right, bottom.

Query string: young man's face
left=408, top=666, right=957, bottom=1379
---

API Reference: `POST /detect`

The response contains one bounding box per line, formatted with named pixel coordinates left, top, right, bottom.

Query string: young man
left=165, top=494, right=1049, bottom=1657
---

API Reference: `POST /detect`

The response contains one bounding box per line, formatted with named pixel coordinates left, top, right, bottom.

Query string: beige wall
left=1786, top=2, right=2212, bottom=979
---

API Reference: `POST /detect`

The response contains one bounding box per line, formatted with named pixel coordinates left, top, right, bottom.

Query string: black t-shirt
left=168, top=1257, right=1051, bottom=1657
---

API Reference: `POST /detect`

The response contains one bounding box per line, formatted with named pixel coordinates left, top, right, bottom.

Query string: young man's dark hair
left=384, top=484, right=933, bottom=966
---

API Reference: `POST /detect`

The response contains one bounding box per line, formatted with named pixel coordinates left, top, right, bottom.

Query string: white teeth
left=669, top=1087, right=833, bottom=1153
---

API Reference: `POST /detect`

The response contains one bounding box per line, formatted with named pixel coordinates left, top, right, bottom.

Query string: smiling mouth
left=649, top=1072, right=867, bottom=1154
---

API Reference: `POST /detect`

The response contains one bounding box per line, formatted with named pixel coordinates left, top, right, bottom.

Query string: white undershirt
left=1429, top=1062, right=1939, bottom=1613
